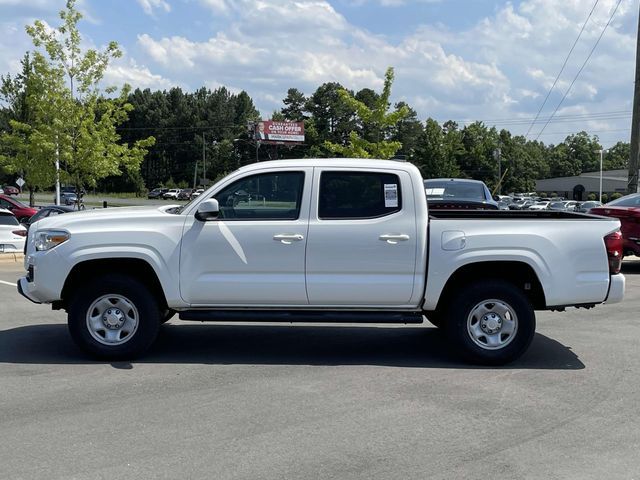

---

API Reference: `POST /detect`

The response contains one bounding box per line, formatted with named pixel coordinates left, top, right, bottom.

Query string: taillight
left=604, top=230, right=623, bottom=274
left=12, top=230, right=27, bottom=237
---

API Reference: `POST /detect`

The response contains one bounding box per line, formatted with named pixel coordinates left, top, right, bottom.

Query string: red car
left=0, top=194, right=37, bottom=223
left=590, top=193, right=640, bottom=258
left=2, top=186, right=20, bottom=196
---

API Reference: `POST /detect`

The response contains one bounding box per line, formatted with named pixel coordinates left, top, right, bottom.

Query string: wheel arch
left=60, top=258, right=168, bottom=311
left=431, top=261, right=546, bottom=314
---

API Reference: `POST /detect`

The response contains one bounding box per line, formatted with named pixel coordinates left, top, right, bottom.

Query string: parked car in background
left=424, top=178, right=499, bottom=210
left=548, top=201, right=568, bottom=211
left=497, top=201, right=510, bottom=210
left=589, top=194, right=640, bottom=257
left=148, top=188, right=168, bottom=199
left=163, top=189, right=182, bottom=200
left=2, top=185, right=19, bottom=196
left=59, top=191, right=78, bottom=206
left=190, top=188, right=205, bottom=200
left=509, top=199, right=535, bottom=210
left=0, top=194, right=37, bottom=223
left=24, top=205, right=75, bottom=230
left=528, top=201, right=550, bottom=211
left=576, top=201, right=603, bottom=213
left=0, top=208, right=27, bottom=252
left=178, top=188, right=193, bottom=200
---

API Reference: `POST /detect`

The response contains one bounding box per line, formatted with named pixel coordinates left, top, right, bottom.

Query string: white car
left=0, top=208, right=27, bottom=253
left=528, top=201, right=550, bottom=211
left=163, top=189, right=182, bottom=200
left=190, top=188, right=204, bottom=200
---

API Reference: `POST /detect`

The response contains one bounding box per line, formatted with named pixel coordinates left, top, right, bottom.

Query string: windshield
left=606, top=194, right=640, bottom=207
left=424, top=181, right=486, bottom=201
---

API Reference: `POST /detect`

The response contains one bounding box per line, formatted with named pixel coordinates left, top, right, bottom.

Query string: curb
left=0, top=253, right=24, bottom=264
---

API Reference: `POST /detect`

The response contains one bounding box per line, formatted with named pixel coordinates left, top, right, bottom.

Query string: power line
left=524, top=0, right=600, bottom=138
left=442, top=110, right=631, bottom=127
left=535, top=0, right=624, bottom=141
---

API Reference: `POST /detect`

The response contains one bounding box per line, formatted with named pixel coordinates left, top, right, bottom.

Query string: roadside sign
left=16, top=178, right=25, bottom=188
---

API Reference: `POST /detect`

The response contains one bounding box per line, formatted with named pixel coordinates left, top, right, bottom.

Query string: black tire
left=68, top=274, right=161, bottom=360
left=161, top=309, right=176, bottom=324
left=425, top=311, right=444, bottom=328
left=444, top=280, right=535, bottom=365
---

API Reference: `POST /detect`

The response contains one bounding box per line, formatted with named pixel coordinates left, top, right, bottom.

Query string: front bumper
left=605, top=274, right=625, bottom=304
left=17, top=277, right=41, bottom=304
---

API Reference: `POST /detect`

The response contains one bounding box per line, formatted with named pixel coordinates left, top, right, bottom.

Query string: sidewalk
left=0, top=253, right=24, bottom=264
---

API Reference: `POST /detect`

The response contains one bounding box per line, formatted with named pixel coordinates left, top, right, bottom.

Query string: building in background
left=535, top=170, right=628, bottom=200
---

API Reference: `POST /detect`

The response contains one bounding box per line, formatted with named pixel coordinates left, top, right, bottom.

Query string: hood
left=33, top=205, right=180, bottom=231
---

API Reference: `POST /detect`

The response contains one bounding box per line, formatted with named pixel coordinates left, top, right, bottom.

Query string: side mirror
left=195, top=198, right=219, bottom=222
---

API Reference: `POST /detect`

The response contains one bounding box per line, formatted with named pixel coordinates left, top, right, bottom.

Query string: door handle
left=379, top=234, right=410, bottom=244
left=273, top=234, right=304, bottom=244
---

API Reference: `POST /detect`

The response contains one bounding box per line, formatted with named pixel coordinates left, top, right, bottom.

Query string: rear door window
left=0, top=214, right=19, bottom=226
left=319, top=171, right=402, bottom=219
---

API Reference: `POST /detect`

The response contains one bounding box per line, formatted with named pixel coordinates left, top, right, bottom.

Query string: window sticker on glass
left=384, top=184, right=398, bottom=208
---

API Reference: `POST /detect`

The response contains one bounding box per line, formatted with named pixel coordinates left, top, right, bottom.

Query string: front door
left=305, top=168, right=418, bottom=306
left=180, top=168, right=312, bottom=306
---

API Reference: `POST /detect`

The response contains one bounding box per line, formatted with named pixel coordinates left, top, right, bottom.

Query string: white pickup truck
left=18, top=159, right=625, bottom=364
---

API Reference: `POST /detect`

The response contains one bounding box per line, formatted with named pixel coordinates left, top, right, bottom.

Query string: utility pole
left=598, top=149, right=605, bottom=202
left=193, top=159, right=198, bottom=189
left=493, top=148, right=502, bottom=195
left=628, top=5, right=640, bottom=194
left=55, top=136, right=60, bottom=206
left=202, top=132, right=206, bottom=186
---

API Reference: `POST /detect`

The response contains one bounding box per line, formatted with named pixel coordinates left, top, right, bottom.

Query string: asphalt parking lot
left=1, top=260, right=640, bottom=480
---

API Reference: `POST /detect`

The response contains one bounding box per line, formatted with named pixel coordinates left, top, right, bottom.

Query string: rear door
left=305, top=168, right=418, bottom=306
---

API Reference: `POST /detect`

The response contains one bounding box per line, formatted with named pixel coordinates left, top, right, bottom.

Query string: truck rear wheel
left=445, top=280, right=535, bottom=365
left=68, top=274, right=161, bottom=360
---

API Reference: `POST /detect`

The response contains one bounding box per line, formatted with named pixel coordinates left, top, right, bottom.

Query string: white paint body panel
left=179, top=166, right=313, bottom=305
left=18, top=159, right=623, bottom=312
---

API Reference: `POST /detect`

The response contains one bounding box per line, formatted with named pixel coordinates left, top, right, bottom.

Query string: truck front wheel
left=68, top=274, right=161, bottom=360
left=445, top=280, right=535, bottom=365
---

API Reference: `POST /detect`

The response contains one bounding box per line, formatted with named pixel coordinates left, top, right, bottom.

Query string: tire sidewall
left=445, top=281, right=536, bottom=365
left=68, top=274, right=161, bottom=360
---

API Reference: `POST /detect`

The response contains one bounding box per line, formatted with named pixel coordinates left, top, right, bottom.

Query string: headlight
left=35, top=230, right=70, bottom=251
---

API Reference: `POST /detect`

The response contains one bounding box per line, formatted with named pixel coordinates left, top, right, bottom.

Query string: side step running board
left=178, top=310, right=424, bottom=324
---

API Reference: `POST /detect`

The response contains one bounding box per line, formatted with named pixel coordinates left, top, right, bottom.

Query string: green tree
left=604, top=142, right=629, bottom=170
left=23, top=0, right=154, bottom=194
left=458, top=122, right=500, bottom=187
left=390, top=102, right=423, bottom=161
left=281, top=88, right=307, bottom=122
left=412, top=118, right=460, bottom=179
left=324, top=67, right=409, bottom=159
left=0, top=53, right=56, bottom=205
left=563, top=132, right=601, bottom=173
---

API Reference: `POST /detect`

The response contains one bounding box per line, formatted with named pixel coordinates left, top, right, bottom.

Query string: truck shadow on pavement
left=621, top=260, right=640, bottom=275
left=0, top=323, right=584, bottom=370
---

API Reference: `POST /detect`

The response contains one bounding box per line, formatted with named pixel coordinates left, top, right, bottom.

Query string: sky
left=0, top=0, right=638, bottom=147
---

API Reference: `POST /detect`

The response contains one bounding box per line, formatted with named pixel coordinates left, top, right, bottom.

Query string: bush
left=550, top=192, right=558, bottom=198
left=538, top=192, right=547, bottom=197
left=587, top=193, right=597, bottom=201
left=601, top=193, right=609, bottom=203
left=610, top=192, right=623, bottom=201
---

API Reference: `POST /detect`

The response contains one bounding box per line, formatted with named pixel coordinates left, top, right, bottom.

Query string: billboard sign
left=255, top=121, right=305, bottom=143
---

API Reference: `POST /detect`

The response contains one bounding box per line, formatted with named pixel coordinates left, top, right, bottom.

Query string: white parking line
left=0, top=280, right=17, bottom=287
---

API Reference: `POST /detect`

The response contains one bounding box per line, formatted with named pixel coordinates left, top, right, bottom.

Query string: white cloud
left=137, top=0, right=170, bottom=16
left=1, top=0, right=635, bottom=146
left=104, top=58, right=174, bottom=90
